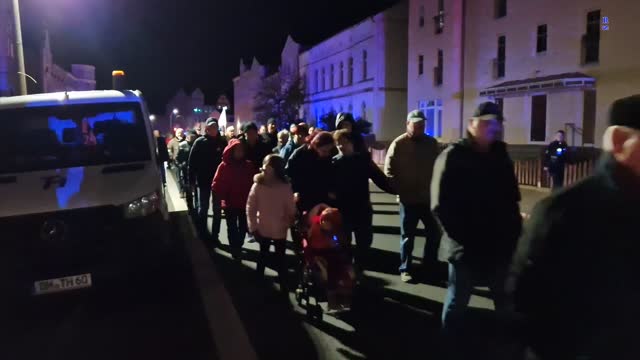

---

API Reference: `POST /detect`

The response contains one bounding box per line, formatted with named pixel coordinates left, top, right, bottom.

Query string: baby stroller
left=294, top=205, right=354, bottom=321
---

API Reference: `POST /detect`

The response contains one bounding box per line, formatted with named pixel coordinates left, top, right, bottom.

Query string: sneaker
left=400, top=272, right=413, bottom=283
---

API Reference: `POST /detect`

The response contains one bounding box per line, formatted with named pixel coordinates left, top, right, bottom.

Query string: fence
left=370, top=145, right=596, bottom=189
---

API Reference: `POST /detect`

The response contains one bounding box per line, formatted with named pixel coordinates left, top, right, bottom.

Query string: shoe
left=400, top=272, right=413, bottom=283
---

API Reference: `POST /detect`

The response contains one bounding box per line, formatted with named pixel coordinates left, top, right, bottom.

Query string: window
left=362, top=51, right=368, bottom=80
left=584, top=10, right=600, bottom=64
left=321, top=68, right=326, bottom=91
left=496, top=36, right=506, bottom=78
left=536, top=24, right=548, bottom=53
left=339, top=62, right=344, bottom=87
left=419, top=6, right=425, bottom=28
left=0, top=103, right=150, bottom=174
left=314, top=70, right=319, bottom=93
left=419, top=100, right=443, bottom=137
left=361, top=102, right=367, bottom=120
left=434, top=0, right=445, bottom=34
left=330, top=64, right=335, bottom=89
left=418, top=55, right=424, bottom=75
left=348, top=57, right=354, bottom=85
left=530, top=94, right=547, bottom=142
left=434, top=49, right=443, bottom=85
left=495, top=0, right=507, bottom=18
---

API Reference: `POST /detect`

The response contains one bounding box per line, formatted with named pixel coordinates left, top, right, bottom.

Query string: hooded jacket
left=246, top=174, right=296, bottom=240
left=286, top=144, right=335, bottom=212
left=384, top=133, right=439, bottom=205
left=211, top=139, right=257, bottom=210
left=511, top=155, right=640, bottom=359
left=431, top=138, right=522, bottom=271
left=188, top=133, right=226, bottom=187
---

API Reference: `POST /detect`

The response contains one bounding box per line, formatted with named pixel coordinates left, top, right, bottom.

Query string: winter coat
left=335, top=117, right=368, bottom=154
left=246, top=175, right=296, bottom=240
left=262, top=132, right=278, bottom=152
left=431, top=139, right=522, bottom=272
left=156, top=136, right=169, bottom=163
left=279, top=139, right=301, bottom=163
left=188, top=134, right=226, bottom=188
left=286, top=144, right=336, bottom=212
left=510, top=155, right=640, bottom=360
left=332, top=152, right=394, bottom=217
left=211, top=139, right=257, bottom=210
left=242, top=136, right=272, bottom=168
left=384, top=133, right=440, bottom=205
left=176, top=138, right=192, bottom=165
left=544, top=140, right=568, bottom=173
left=168, top=136, right=183, bottom=160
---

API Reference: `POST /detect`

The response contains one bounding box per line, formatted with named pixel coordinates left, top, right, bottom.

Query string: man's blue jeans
left=399, top=202, right=440, bottom=273
left=442, top=261, right=509, bottom=334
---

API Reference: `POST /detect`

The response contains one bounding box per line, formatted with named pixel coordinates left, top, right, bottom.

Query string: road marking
left=166, top=170, right=258, bottom=360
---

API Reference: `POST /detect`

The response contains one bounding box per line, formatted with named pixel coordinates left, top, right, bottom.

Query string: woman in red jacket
left=212, top=139, right=257, bottom=260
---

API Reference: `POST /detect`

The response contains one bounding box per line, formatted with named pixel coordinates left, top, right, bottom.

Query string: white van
left=0, top=90, right=173, bottom=300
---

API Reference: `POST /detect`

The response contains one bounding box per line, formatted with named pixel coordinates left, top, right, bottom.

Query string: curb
left=166, top=170, right=258, bottom=360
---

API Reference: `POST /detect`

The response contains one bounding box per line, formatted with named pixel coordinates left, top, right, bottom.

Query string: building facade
left=0, top=0, right=17, bottom=96
left=409, top=0, right=640, bottom=148
left=299, top=1, right=409, bottom=141
left=42, top=31, right=96, bottom=93
left=233, top=57, right=267, bottom=125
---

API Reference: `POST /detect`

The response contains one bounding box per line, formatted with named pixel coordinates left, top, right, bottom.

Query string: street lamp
left=12, top=0, right=27, bottom=95
left=149, top=114, right=156, bottom=122
left=170, top=108, right=179, bottom=131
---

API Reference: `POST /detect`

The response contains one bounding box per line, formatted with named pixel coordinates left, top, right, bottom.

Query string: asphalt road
left=208, top=183, right=548, bottom=360
left=1, top=212, right=217, bottom=360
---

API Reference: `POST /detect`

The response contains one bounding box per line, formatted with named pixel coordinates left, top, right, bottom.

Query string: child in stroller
left=302, top=203, right=355, bottom=312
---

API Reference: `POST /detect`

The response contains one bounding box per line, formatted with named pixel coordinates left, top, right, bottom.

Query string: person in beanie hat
left=431, top=102, right=522, bottom=355
left=240, top=121, right=271, bottom=168
left=262, top=118, right=279, bottom=150
left=510, top=95, right=640, bottom=360
left=335, top=112, right=368, bottom=154
left=188, top=117, right=227, bottom=247
left=384, top=110, right=441, bottom=283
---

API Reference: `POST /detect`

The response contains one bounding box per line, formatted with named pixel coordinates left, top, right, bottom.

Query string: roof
left=481, top=72, right=595, bottom=97
left=487, top=72, right=592, bottom=89
left=0, top=90, right=144, bottom=109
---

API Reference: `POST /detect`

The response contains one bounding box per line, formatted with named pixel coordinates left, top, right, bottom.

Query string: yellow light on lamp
left=112, top=70, right=125, bottom=77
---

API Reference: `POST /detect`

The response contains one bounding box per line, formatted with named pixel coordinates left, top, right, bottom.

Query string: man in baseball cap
left=431, top=101, right=522, bottom=348
left=512, top=95, right=640, bottom=359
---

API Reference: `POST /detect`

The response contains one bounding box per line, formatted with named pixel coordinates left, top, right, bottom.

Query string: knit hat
left=267, top=118, right=277, bottom=126
left=472, top=102, right=504, bottom=122
left=242, top=122, right=258, bottom=133
left=335, top=112, right=355, bottom=129
left=609, top=95, right=640, bottom=131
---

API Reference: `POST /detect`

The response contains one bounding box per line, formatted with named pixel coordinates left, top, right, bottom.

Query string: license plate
left=33, top=273, right=92, bottom=295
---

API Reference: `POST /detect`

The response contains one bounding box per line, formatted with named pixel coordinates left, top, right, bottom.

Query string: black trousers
left=256, top=236, right=287, bottom=286
left=344, top=208, right=374, bottom=270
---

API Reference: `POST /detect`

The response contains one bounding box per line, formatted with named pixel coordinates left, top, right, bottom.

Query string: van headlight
left=123, top=192, right=161, bottom=219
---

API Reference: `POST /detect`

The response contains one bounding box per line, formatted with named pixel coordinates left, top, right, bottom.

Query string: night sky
left=19, top=0, right=399, bottom=112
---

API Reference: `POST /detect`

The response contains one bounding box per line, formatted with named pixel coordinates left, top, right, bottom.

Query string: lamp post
left=170, top=108, right=179, bottom=132
left=149, top=114, right=156, bottom=122
left=12, top=0, right=27, bottom=95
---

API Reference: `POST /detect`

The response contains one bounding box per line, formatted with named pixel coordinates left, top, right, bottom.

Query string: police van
left=0, top=82, right=173, bottom=301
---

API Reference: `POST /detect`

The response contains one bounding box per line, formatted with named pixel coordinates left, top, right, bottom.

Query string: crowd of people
left=152, top=94, right=640, bottom=359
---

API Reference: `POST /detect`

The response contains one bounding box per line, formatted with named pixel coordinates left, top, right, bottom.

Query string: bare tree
left=253, top=72, right=305, bottom=129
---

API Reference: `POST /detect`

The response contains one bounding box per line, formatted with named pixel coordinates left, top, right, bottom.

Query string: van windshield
left=0, top=102, right=151, bottom=174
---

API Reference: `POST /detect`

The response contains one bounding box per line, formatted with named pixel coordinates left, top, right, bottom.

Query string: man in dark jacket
left=332, top=130, right=395, bottom=272
left=510, top=95, right=640, bottom=360
left=177, top=130, right=197, bottom=206
left=240, top=122, right=271, bottom=168
left=544, top=130, right=569, bottom=190
left=384, top=110, right=441, bottom=283
left=154, top=130, right=169, bottom=186
left=431, top=102, right=522, bottom=341
left=188, top=118, right=227, bottom=246
left=286, top=131, right=336, bottom=213
left=262, top=118, right=278, bottom=151
left=280, top=123, right=308, bottom=162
